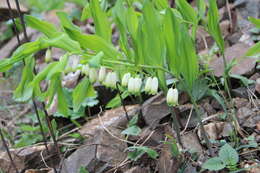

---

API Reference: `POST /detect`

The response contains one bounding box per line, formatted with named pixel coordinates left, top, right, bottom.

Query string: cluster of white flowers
left=81, top=65, right=179, bottom=106
left=81, top=65, right=118, bottom=88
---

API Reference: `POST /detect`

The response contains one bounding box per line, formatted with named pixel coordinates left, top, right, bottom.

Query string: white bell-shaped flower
left=127, top=77, right=135, bottom=93
left=109, top=72, right=118, bottom=88
left=150, top=77, right=158, bottom=95
left=166, top=88, right=178, bottom=106
left=134, top=77, right=142, bottom=93
left=122, top=73, right=131, bottom=87
left=104, top=72, right=118, bottom=88
left=144, top=77, right=152, bottom=93
left=98, top=66, right=106, bottom=82
left=89, top=68, right=98, bottom=83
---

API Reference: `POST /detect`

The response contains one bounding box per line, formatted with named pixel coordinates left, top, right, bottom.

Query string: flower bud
left=98, top=66, right=106, bottom=82
left=128, top=77, right=135, bottom=93
left=150, top=77, right=158, bottom=95
left=134, top=77, right=142, bottom=93
left=89, top=68, right=98, bottom=83
left=144, top=77, right=152, bottom=93
left=166, top=88, right=178, bottom=106
left=82, top=64, right=90, bottom=76
left=45, top=49, right=52, bottom=63
left=121, top=73, right=131, bottom=87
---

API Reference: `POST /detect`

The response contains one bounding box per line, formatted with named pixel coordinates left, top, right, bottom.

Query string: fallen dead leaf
left=209, top=43, right=257, bottom=77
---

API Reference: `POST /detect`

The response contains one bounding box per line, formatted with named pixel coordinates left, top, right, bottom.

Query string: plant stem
left=32, top=100, right=49, bottom=154
left=103, top=59, right=172, bottom=75
left=170, top=107, right=182, bottom=147
left=222, top=54, right=242, bottom=137
left=10, top=1, right=60, bottom=172
left=7, top=0, right=51, bottom=160
left=42, top=103, right=62, bottom=160
left=191, top=99, right=214, bottom=156
left=116, top=82, right=130, bottom=121
left=14, top=0, right=28, bottom=41
left=0, top=128, right=19, bottom=173
left=6, top=0, right=20, bottom=44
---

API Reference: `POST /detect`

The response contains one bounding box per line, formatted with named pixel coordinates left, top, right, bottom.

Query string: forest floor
left=0, top=0, right=259, bottom=173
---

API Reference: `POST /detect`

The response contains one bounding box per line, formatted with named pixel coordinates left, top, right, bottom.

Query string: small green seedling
left=163, top=134, right=180, bottom=158
left=121, top=115, right=141, bottom=136
left=78, top=166, right=89, bottom=173
left=202, top=143, right=239, bottom=171
left=126, top=146, right=158, bottom=161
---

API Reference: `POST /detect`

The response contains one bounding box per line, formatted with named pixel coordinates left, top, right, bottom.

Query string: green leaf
left=31, top=62, right=58, bottom=100
left=121, top=125, right=141, bottom=136
left=245, top=42, right=260, bottom=57
left=164, top=8, right=199, bottom=89
left=46, top=53, right=69, bottom=80
left=81, top=3, right=91, bottom=21
left=106, top=91, right=129, bottom=108
left=79, top=167, right=89, bottom=173
left=20, top=125, right=39, bottom=132
left=0, top=39, right=48, bottom=72
left=68, top=132, right=83, bottom=139
left=25, top=15, right=58, bottom=38
left=219, top=144, right=239, bottom=166
left=89, top=0, right=111, bottom=42
left=81, top=97, right=99, bottom=107
left=197, top=0, right=206, bottom=19
left=154, top=0, right=168, bottom=10
left=206, top=89, right=227, bottom=113
left=40, top=34, right=81, bottom=53
left=88, top=52, right=104, bottom=68
left=72, top=78, right=96, bottom=112
left=26, top=15, right=81, bottom=53
left=64, top=28, right=119, bottom=59
left=176, top=0, right=198, bottom=25
left=127, top=146, right=158, bottom=161
left=13, top=56, right=35, bottom=102
left=57, top=11, right=81, bottom=32
left=202, top=157, right=226, bottom=171
left=207, top=0, right=225, bottom=53
left=230, top=74, right=255, bottom=87
left=191, top=79, right=209, bottom=101
left=249, top=17, right=260, bottom=28
left=128, top=115, right=138, bottom=127
left=57, top=78, right=70, bottom=117
left=140, top=1, right=167, bottom=91
left=164, top=135, right=180, bottom=157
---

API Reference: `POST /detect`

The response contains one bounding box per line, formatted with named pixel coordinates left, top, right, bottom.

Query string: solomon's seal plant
left=0, top=0, right=252, bottom=163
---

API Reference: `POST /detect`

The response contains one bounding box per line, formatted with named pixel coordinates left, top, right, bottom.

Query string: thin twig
left=10, top=1, right=60, bottom=171
left=33, top=101, right=50, bottom=153
left=97, top=107, right=135, bottom=145
left=6, top=0, right=20, bottom=44
left=0, top=128, right=19, bottom=173
left=14, top=0, right=28, bottom=41
left=42, top=102, right=62, bottom=160
left=181, top=105, right=193, bottom=134
left=7, top=0, right=50, bottom=154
